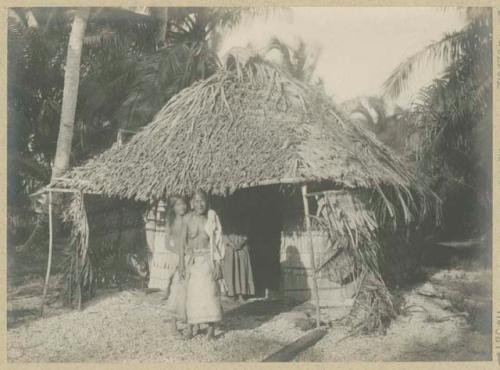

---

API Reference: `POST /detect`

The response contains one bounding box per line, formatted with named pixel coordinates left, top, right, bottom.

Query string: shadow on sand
left=220, top=299, right=302, bottom=332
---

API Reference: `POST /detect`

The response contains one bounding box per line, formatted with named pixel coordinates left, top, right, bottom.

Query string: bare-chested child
left=163, top=195, right=188, bottom=337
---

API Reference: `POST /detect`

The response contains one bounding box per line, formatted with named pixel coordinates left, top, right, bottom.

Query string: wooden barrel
left=144, top=202, right=167, bottom=255
left=145, top=202, right=171, bottom=290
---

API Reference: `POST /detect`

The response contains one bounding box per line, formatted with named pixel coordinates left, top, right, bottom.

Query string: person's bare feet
left=183, top=325, right=193, bottom=340
left=206, top=325, right=215, bottom=340
left=168, top=321, right=182, bottom=338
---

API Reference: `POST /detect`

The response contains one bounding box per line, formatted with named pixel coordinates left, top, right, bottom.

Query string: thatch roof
left=54, top=48, right=432, bottom=207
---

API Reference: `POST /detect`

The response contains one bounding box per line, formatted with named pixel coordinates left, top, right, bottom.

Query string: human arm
left=178, top=222, right=188, bottom=279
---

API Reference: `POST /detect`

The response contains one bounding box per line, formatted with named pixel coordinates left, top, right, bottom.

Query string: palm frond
left=84, top=8, right=158, bottom=53
left=383, top=29, right=467, bottom=98
left=263, top=36, right=320, bottom=84
left=383, top=11, right=491, bottom=98
left=9, top=151, right=51, bottom=182
left=265, top=37, right=294, bottom=74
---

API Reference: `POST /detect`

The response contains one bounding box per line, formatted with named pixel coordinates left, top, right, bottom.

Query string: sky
left=219, top=7, right=466, bottom=107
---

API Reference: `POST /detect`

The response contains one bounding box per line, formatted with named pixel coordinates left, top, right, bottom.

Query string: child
left=163, top=195, right=188, bottom=337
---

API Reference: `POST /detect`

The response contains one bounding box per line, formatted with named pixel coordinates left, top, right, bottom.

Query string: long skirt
left=185, top=254, right=223, bottom=324
left=166, top=269, right=187, bottom=321
left=148, top=248, right=179, bottom=291
left=223, top=245, right=255, bottom=297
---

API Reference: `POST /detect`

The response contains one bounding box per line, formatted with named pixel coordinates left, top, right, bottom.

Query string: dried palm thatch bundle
left=61, top=194, right=88, bottom=308
left=312, top=191, right=379, bottom=274
left=62, top=194, right=147, bottom=306
left=311, top=190, right=422, bottom=334
left=53, top=47, right=437, bottom=210
left=340, top=271, right=397, bottom=335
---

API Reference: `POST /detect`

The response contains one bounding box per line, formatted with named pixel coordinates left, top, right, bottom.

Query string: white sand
left=8, top=290, right=305, bottom=362
left=8, top=267, right=490, bottom=362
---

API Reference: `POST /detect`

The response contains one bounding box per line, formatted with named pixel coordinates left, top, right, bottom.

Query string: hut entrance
left=215, top=186, right=284, bottom=298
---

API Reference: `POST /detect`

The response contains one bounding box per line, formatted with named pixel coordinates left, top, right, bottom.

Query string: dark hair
left=166, top=195, right=187, bottom=227
left=191, top=189, right=208, bottom=202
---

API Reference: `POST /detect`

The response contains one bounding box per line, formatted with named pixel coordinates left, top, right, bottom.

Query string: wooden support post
left=77, top=192, right=86, bottom=310
left=117, top=129, right=123, bottom=147
left=301, top=184, right=321, bottom=328
left=40, top=190, right=53, bottom=316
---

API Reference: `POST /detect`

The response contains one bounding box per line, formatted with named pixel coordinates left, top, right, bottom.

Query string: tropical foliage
left=383, top=8, right=492, bottom=239
left=8, top=6, right=277, bottom=304
left=8, top=8, right=157, bottom=204
left=8, top=7, right=265, bottom=242
left=114, top=7, right=274, bottom=131
left=342, top=96, right=411, bottom=153
left=264, top=37, right=321, bottom=84
left=347, top=8, right=492, bottom=240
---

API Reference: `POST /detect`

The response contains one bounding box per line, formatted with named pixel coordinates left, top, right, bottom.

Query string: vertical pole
left=40, top=190, right=53, bottom=316
left=117, top=129, right=122, bottom=147
left=76, top=245, right=81, bottom=310
left=301, top=184, right=321, bottom=328
left=77, top=192, right=86, bottom=310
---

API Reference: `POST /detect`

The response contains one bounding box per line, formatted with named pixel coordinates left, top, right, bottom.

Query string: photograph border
left=1, top=1, right=499, bottom=368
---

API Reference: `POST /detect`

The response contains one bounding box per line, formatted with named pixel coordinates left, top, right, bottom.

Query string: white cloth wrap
left=205, top=209, right=225, bottom=262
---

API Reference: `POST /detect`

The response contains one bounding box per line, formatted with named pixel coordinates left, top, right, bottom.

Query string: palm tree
left=114, top=8, right=276, bottom=131
left=8, top=8, right=71, bottom=248
left=342, top=96, right=415, bottom=156
left=8, top=7, right=160, bottom=183
left=382, top=8, right=492, bottom=239
left=383, top=8, right=490, bottom=99
left=51, top=8, right=90, bottom=180
left=8, top=7, right=161, bottom=248
left=264, top=37, right=321, bottom=84
left=9, top=7, right=264, bottom=196
left=11, top=7, right=273, bottom=179
left=148, top=7, right=169, bottom=48
left=9, top=7, right=271, bottom=248
left=343, top=96, right=388, bottom=129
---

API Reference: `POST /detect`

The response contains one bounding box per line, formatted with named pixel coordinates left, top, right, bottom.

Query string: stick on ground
left=262, top=327, right=328, bottom=362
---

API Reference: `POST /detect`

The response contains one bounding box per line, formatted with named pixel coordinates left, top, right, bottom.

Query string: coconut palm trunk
left=51, top=8, right=90, bottom=181
left=150, top=7, right=168, bottom=48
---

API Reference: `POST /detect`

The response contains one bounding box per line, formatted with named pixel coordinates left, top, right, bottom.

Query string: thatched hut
left=50, top=48, right=437, bottom=324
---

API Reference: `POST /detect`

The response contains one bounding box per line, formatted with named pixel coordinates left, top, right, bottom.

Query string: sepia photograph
left=5, top=4, right=494, bottom=363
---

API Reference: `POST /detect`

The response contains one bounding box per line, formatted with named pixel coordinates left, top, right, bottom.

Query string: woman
left=163, top=195, right=188, bottom=336
left=222, top=232, right=255, bottom=303
left=184, top=190, right=224, bottom=340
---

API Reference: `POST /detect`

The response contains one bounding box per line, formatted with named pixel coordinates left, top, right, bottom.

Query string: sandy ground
left=297, top=268, right=491, bottom=362
left=297, top=307, right=489, bottom=361
left=7, top=286, right=308, bottom=362
left=7, top=259, right=491, bottom=362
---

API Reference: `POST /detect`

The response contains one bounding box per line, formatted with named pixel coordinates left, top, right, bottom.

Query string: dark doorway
left=214, top=186, right=283, bottom=297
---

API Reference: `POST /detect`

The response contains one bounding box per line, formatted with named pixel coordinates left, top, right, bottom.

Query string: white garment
left=204, top=209, right=227, bottom=293
left=205, top=209, right=225, bottom=262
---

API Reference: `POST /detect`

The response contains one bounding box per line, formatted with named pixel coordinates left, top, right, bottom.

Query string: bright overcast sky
left=219, top=7, right=466, bottom=106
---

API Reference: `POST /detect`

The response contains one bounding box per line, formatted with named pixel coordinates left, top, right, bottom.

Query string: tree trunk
left=25, top=10, right=39, bottom=28
left=150, top=7, right=168, bottom=49
left=51, top=8, right=90, bottom=181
